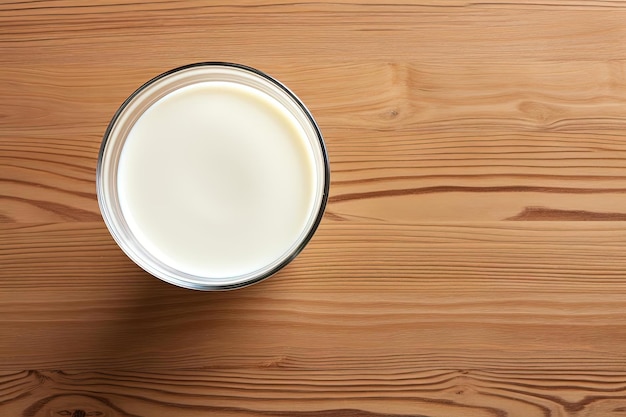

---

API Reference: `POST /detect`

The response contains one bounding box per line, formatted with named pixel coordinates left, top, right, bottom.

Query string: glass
left=97, top=63, right=329, bottom=290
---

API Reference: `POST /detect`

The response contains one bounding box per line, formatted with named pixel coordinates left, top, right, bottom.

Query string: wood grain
left=3, top=369, right=626, bottom=417
left=2, top=0, right=626, bottom=416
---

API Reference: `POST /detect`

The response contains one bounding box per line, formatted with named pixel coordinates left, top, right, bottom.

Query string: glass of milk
left=97, top=63, right=329, bottom=290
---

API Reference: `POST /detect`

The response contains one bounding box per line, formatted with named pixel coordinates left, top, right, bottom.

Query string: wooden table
left=2, top=1, right=626, bottom=416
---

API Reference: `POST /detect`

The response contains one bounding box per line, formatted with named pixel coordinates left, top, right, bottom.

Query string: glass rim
left=96, top=62, right=330, bottom=290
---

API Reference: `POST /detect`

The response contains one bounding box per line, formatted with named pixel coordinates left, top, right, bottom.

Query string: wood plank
left=3, top=60, right=626, bottom=222
left=3, top=61, right=626, bottom=134
left=4, top=369, right=626, bottom=416
left=1, top=2, right=625, bottom=65
left=2, top=222, right=626, bottom=371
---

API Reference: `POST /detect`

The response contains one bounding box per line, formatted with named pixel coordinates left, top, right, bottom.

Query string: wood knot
left=23, top=394, right=129, bottom=417
left=261, top=355, right=288, bottom=368
left=518, top=100, right=561, bottom=124
left=383, top=109, right=399, bottom=119
left=57, top=410, right=102, bottom=417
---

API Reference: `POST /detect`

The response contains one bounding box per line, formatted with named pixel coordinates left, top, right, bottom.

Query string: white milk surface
left=117, top=81, right=317, bottom=279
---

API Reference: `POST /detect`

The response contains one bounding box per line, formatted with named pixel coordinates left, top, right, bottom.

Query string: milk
left=117, top=81, right=318, bottom=280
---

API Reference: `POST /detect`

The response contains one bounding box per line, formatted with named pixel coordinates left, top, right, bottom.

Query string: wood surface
left=2, top=0, right=626, bottom=416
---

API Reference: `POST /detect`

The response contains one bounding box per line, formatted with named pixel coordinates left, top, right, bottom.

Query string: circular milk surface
left=117, top=81, right=317, bottom=279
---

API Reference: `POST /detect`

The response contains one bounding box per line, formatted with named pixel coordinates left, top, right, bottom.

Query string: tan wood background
left=2, top=0, right=626, bottom=416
